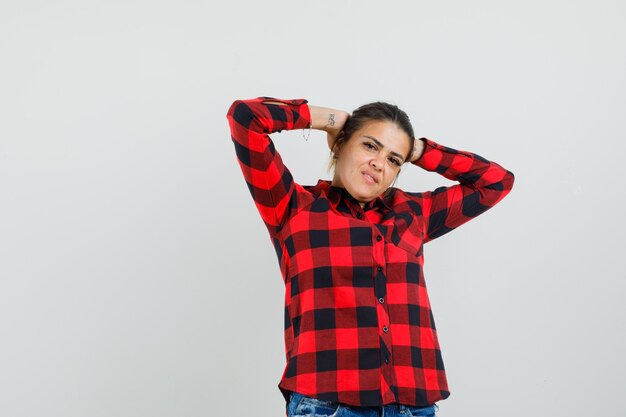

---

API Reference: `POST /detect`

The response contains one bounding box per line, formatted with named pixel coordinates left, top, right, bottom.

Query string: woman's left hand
left=410, top=138, right=425, bottom=163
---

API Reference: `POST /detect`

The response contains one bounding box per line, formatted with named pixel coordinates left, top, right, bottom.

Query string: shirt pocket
left=405, top=404, right=438, bottom=417
left=292, top=394, right=342, bottom=417
left=390, top=212, right=425, bottom=258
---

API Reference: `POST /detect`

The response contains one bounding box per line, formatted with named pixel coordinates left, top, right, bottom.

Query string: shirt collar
left=315, top=179, right=392, bottom=212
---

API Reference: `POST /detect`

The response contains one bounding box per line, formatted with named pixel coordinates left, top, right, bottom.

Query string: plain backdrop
left=1, top=1, right=625, bottom=416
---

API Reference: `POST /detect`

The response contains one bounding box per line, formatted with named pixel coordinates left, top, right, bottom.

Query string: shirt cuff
left=412, top=137, right=445, bottom=171
left=258, top=96, right=311, bottom=131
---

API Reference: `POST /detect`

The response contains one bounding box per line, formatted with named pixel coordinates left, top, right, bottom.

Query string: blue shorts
left=286, top=391, right=439, bottom=417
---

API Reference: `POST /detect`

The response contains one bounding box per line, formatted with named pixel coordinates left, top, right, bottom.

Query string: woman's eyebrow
left=364, top=135, right=405, bottom=161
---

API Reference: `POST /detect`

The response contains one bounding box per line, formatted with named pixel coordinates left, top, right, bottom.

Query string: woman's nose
left=370, top=154, right=384, bottom=170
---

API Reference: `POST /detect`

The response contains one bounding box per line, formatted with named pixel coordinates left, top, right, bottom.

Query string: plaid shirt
left=226, top=97, right=514, bottom=408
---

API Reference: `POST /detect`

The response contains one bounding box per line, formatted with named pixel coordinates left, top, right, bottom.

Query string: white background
left=1, top=1, right=625, bottom=416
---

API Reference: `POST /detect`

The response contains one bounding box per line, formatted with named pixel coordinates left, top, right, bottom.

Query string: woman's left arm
left=400, top=137, right=515, bottom=243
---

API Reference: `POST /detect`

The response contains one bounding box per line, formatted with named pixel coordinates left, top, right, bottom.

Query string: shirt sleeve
left=226, top=96, right=311, bottom=237
left=401, top=137, right=515, bottom=243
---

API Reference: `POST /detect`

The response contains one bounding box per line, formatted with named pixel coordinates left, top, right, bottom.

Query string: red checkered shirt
left=226, top=97, right=515, bottom=408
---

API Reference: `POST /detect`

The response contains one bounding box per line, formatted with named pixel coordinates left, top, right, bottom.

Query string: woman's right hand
left=308, top=105, right=350, bottom=151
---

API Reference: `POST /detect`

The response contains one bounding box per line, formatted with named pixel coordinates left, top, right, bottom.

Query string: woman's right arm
left=226, top=97, right=311, bottom=236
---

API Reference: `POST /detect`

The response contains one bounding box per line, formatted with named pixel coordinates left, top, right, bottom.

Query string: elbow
left=226, top=98, right=265, bottom=135
left=226, top=99, right=257, bottom=128
left=483, top=169, right=515, bottom=197
left=504, top=169, right=515, bottom=191
left=226, top=99, right=245, bottom=119
left=494, top=169, right=515, bottom=202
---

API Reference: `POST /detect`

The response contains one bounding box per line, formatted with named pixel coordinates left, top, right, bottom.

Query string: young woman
left=226, top=97, right=514, bottom=417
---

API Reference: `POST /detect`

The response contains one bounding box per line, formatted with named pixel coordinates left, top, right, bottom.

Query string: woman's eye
left=389, top=158, right=401, bottom=166
left=364, top=143, right=376, bottom=150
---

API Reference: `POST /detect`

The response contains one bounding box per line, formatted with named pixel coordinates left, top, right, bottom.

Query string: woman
left=226, top=96, right=514, bottom=417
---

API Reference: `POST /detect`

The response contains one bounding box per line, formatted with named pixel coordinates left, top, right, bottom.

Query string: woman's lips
left=362, top=171, right=378, bottom=184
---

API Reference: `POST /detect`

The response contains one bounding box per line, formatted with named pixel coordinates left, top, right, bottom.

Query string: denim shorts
left=286, top=391, right=439, bottom=417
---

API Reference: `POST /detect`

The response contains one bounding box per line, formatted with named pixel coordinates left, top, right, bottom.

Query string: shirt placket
left=373, top=226, right=398, bottom=403
left=357, top=204, right=398, bottom=404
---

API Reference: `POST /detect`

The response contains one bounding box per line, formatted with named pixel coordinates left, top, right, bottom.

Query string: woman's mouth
left=362, top=171, right=378, bottom=185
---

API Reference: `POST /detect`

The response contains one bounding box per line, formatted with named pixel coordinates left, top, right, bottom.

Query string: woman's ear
left=329, top=130, right=345, bottom=152
left=331, top=135, right=345, bottom=156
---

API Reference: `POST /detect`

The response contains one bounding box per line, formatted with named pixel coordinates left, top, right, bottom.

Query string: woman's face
left=331, top=120, right=411, bottom=206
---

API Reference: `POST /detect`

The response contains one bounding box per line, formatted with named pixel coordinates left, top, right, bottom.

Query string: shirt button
left=378, top=297, right=384, bottom=304
left=376, top=235, right=382, bottom=242
left=356, top=212, right=363, bottom=219
left=385, top=358, right=390, bottom=364
left=382, top=326, right=389, bottom=332
left=377, top=266, right=383, bottom=272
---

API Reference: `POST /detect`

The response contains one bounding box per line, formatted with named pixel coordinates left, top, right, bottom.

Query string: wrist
left=410, top=138, right=426, bottom=163
left=309, top=105, right=344, bottom=133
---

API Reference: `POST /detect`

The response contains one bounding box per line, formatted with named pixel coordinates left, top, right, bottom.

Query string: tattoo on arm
left=327, top=114, right=335, bottom=128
